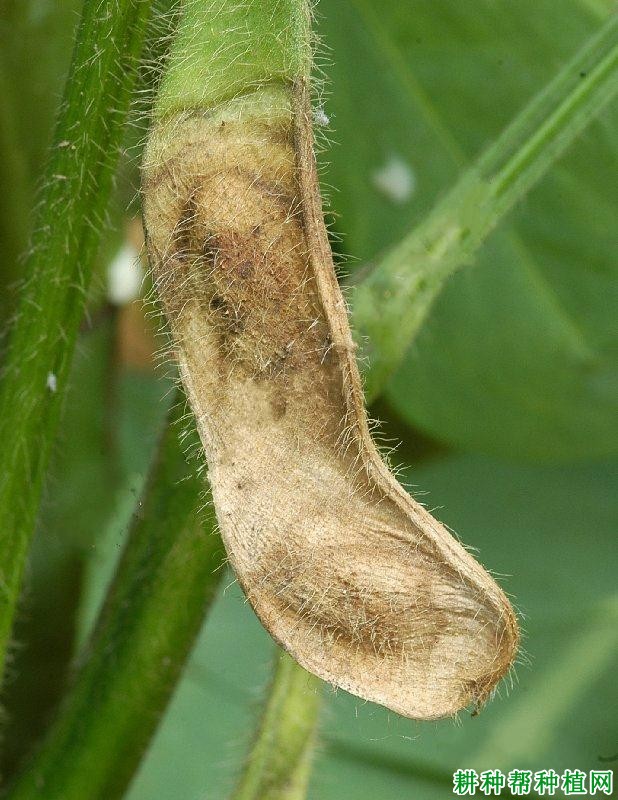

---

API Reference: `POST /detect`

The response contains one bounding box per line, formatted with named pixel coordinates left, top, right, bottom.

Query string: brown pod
left=143, top=81, right=518, bottom=720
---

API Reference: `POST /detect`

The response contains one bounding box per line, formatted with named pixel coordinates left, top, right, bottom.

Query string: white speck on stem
left=107, top=243, right=143, bottom=305
left=46, top=372, right=57, bottom=393
left=371, top=155, right=416, bottom=204
left=313, top=107, right=330, bottom=127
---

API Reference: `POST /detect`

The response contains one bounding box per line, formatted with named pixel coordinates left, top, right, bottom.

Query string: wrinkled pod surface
left=143, top=81, right=518, bottom=720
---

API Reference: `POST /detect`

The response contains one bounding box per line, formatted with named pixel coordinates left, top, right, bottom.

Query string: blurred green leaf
left=352, top=13, right=618, bottom=403
left=0, top=58, right=29, bottom=306
left=0, top=1, right=82, bottom=310
left=0, top=1, right=83, bottom=184
left=318, top=0, right=617, bottom=461
left=118, top=453, right=616, bottom=799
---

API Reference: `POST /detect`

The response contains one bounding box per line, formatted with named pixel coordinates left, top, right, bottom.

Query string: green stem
left=230, top=652, right=322, bottom=800
left=4, top=400, right=225, bottom=800
left=156, top=0, right=310, bottom=118
left=0, top=0, right=155, bottom=676
left=351, top=14, right=618, bottom=401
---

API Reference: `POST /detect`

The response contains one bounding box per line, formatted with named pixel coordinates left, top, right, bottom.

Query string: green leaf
left=317, top=0, right=618, bottom=461
left=0, top=1, right=83, bottom=185
left=351, top=14, right=618, bottom=403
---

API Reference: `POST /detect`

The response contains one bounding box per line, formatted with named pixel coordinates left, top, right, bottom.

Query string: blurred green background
left=0, top=0, right=616, bottom=797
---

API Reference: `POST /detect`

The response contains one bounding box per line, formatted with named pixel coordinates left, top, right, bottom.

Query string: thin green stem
left=4, top=400, right=225, bottom=800
left=0, top=0, right=154, bottom=676
left=351, top=14, right=618, bottom=400
left=230, top=652, right=322, bottom=800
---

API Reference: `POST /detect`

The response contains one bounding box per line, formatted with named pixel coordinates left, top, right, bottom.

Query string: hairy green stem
left=230, top=653, right=322, bottom=800
left=0, top=0, right=154, bottom=676
left=4, top=401, right=225, bottom=800
left=352, top=13, right=618, bottom=400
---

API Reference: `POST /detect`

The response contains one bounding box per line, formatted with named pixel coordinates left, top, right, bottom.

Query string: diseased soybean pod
left=142, top=0, right=519, bottom=719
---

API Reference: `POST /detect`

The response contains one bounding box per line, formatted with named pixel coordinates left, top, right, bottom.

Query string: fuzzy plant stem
left=352, top=13, right=618, bottom=400
left=0, top=0, right=154, bottom=677
left=4, top=400, right=225, bottom=800
left=230, top=652, right=322, bottom=800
